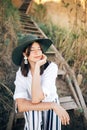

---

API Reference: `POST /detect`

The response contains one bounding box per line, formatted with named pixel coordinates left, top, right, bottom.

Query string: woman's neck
left=29, top=62, right=36, bottom=75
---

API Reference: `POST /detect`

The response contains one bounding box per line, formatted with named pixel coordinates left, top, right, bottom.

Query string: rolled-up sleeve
left=41, top=63, right=58, bottom=101
left=13, top=68, right=28, bottom=100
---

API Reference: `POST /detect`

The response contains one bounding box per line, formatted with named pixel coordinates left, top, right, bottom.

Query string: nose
left=35, top=50, right=42, bottom=55
left=32, top=49, right=42, bottom=54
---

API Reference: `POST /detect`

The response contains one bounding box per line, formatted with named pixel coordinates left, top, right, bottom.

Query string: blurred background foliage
left=29, top=2, right=87, bottom=87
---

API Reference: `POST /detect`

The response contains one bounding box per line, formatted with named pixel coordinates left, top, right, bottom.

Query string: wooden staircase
left=19, top=0, right=32, bottom=14
left=6, top=1, right=87, bottom=130
left=20, top=13, right=45, bottom=38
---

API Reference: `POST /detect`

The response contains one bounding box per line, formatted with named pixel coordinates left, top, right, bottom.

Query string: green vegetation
left=0, top=0, right=20, bottom=47
left=39, top=22, right=87, bottom=76
left=30, top=3, right=47, bottom=22
left=30, top=2, right=87, bottom=84
left=0, top=1, right=21, bottom=129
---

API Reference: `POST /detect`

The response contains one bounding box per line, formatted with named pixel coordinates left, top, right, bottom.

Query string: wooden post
left=65, top=74, right=81, bottom=108
left=26, top=1, right=33, bottom=14
left=72, top=72, right=87, bottom=120
left=6, top=101, right=15, bottom=130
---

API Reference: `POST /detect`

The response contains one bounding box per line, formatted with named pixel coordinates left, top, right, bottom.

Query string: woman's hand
left=52, top=103, right=70, bottom=125
left=36, top=54, right=47, bottom=67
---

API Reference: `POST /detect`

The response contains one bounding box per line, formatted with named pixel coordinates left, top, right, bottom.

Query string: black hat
left=12, top=34, right=52, bottom=66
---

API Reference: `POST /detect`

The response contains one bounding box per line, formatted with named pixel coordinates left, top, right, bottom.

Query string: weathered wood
left=21, top=25, right=39, bottom=30
left=20, top=16, right=31, bottom=20
left=26, top=0, right=33, bottom=14
left=65, top=74, right=81, bottom=108
left=21, top=22, right=36, bottom=27
left=20, top=19, right=33, bottom=23
left=60, top=101, right=78, bottom=110
left=60, top=96, right=74, bottom=102
left=15, top=112, right=24, bottom=119
left=6, top=110, right=15, bottom=130
left=20, top=29, right=43, bottom=35
left=46, top=50, right=55, bottom=53
left=58, top=69, right=66, bottom=76
left=19, top=0, right=31, bottom=13
left=14, top=112, right=24, bottom=124
left=59, top=96, right=78, bottom=110
left=72, top=72, right=87, bottom=120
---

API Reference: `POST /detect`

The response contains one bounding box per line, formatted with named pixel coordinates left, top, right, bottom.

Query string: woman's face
left=27, top=42, right=43, bottom=63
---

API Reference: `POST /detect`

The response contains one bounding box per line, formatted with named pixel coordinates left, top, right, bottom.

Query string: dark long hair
left=20, top=42, right=50, bottom=77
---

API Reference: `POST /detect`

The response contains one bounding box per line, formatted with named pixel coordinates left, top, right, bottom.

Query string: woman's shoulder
left=50, top=62, right=58, bottom=67
left=48, top=61, right=58, bottom=68
left=44, top=61, right=58, bottom=72
left=16, top=67, right=24, bottom=78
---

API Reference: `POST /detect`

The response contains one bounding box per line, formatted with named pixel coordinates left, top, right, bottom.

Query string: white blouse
left=13, top=62, right=59, bottom=103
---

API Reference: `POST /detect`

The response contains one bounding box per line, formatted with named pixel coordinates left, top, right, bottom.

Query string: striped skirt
left=24, top=109, right=61, bottom=130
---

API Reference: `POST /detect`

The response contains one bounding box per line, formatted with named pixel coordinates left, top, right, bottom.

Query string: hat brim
left=12, top=38, right=52, bottom=66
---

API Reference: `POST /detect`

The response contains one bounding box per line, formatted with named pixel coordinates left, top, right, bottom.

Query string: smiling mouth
left=34, top=56, right=42, bottom=59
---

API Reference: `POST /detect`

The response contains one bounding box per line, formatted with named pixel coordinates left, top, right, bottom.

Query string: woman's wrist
left=35, top=63, right=41, bottom=71
left=51, top=102, right=57, bottom=110
left=34, top=63, right=40, bottom=74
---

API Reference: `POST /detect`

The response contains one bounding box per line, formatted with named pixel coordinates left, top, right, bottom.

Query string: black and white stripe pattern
left=24, top=110, right=61, bottom=130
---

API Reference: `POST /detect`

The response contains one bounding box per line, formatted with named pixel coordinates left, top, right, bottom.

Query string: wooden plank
left=60, top=101, right=78, bottom=110
left=21, top=25, right=40, bottom=30
left=21, top=23, right=38, bottom=30
left=14, top=112, right=24, bottom=124
left=26, top=0, right=33, bottom=14
left=20, top=15, right=31, bottom=19
left=15, top=112, right=24, bottom=119
left=20, top=29, right=43, bottom=34
left=20, top=18, right=34, bottom=23
left=20, top=12, right=30, bottom=17
left=59, top=96, right=73, bottom=103
left=72, top=73, right=87, bottom=120
left=45, top=51, right=56, bottom=55
left=23, top=26, right=39, bottom=31
left=6, top=111, right=15, bottom=130
left=58, top=69, right=66, bottom=76
left=59, top=96, right=78, bottom=110
left=65, top=74, right=81, bottom=108
left=21, top=22, right=35, bottom=26
left=20, top=17, right=31, bottom=21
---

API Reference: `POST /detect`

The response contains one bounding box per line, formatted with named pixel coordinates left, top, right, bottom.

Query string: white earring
left=24, top=56, right=28, bottom=64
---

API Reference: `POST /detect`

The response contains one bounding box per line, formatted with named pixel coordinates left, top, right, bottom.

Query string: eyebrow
left=31, top=47, right=41, bottom=49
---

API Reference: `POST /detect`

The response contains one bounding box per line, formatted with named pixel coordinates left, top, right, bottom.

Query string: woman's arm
left=31, top=54, right=47, bottom=103
left=16, top=98, right=70, bottom=125
left=31, top=63, right=44, bottom=103
left=16, top=98, right=52, bottom=112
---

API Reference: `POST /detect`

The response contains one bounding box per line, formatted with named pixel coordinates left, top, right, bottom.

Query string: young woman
left=12, top=34, right=70, bottom=130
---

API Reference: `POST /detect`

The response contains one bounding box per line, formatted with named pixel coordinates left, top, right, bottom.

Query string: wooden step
left=20, top=18, right=34, bottom=23
left=45, top=51, right=56, bottom=55
left=19, top=1, right=31, bottom=13
left=20, top=29, right=44, bottom=35
left=59, top=96, right=78, bottom=110
left=58, top=69, right=66, bottom=76
left=21, top=25, right=40, bottom=30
